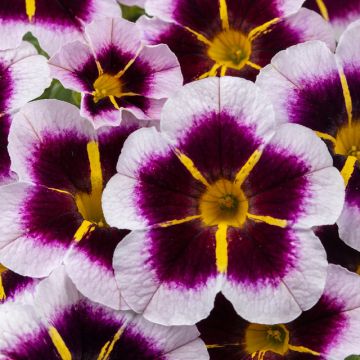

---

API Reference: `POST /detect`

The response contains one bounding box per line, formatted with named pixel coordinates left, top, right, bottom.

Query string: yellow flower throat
left=186, top=0, right=280, bottom=78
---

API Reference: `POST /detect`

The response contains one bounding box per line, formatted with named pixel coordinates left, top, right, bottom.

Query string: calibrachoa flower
left=0, top=100, right=141, bottom=310
left=198, top=265, right=360, bottom=360
left=138, top=0, right=335, bottom=83
left=0, top=0, right=122, bottom=56
left=304, top=0, right=360, bottom=38
left=0, top=267, right=208, bottom=359
left=0, top=41, right=51, bottom=185
left=103, top=77, right=344, bottom=326
left=49, top=17, right=183, bottom=127
left=256, top=20, right=360, bottom=254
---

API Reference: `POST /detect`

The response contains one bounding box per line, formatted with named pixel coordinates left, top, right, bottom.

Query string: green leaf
left=37, top=80, right=81, bottom=107
left=23, top=32, right=49, bottom=58
left=346, top=356, right=360, bottom=360
left=121, top=5, right=145, bottom=22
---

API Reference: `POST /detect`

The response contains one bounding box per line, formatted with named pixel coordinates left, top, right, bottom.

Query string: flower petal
left=9, top=100, right=95, bottom=192
left=114, top=226, right=222, bottom=325
left=0, top=183, right=80, bottom=277
left=245, top=123, right=344, bottom=228
left=223, top=226, right=327, bottom=324
left=256, top=40, right=344, bottom=133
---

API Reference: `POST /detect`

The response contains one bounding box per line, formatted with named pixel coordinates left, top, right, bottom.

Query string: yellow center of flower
left=75, top=191, right=106, bottom=227
left=185, top=0, right=280, bottom=78
left=207, top=30, right=251, bottom=71
left=245, top=323, right=320, bottom=359
left=74, top=142, right=107, bottom=242
left=334, top=123, right=360, bottom=161
left=92, top=59, right=139, bottom=110
left=93, top=74, right=123, bottom=104
left=166, top=150, right=288, bottom=274
left=199, top=178, right=248, bottom=227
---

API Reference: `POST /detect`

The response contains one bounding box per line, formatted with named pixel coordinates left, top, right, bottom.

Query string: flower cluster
left=0, top=1, right=360, bottom=359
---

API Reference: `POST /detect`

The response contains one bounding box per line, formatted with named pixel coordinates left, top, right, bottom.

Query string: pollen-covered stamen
left=348, top=145, right=360, bottom=158
left=219, top=194, right=238, bottom=212
left=200, top=179, right=249, bottom=227
left=93, top=74, right=123, bottom=104
left=245, top=323, right=320, bottom=359
left=92, top=53, right=140, bottom=109
left=208, top=30, right=251, bottom=71
left=200, top=178, right=249, bottom=274
left=335, top=122, right=360, bottom=161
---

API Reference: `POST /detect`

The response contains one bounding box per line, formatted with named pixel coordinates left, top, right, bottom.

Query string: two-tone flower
left=304, top=0, right=360, bottom=38
left=0, top=267, right=208, bottom=359
left=0, top=0, right=122, bottom=55
left=138, top=0, right=335, bottom=83
left=198, top=265, right=360, bottom=360
left=0, top=100, right=141, bottom=309
left=103, top=77, right=344, bottom=326
left=49, top=17, right=183, bottom=127
left=0, top=41, right=51, bottom=185
left=257, top=20, right=360, bottom=254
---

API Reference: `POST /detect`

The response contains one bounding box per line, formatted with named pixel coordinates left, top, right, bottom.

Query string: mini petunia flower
left=0, top=0, right=122, bottom=56
left=49, top=17, right=183, bottom=128
left=304, top=0, right=360, bottom=38
left=0, top=41, right=51, bottom=185
left=0, top=264, right=38, bottom=305
left=256, top=21, right=360, bottom=254
left=138, top=0, right=335, bottom=83
left=0, top=100, right=143, bottom=310
left=198, top=264, right=360, bottom=360
left=103, top=77, right=344, bottom=326
left=0, top=267, right=209, bottom=360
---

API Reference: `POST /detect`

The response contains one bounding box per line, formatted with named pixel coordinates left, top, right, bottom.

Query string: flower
left=198, top=264, right=360, bottom=360
left=304, top=0, right=360, bottom=38
left=0, top=41, right=51, bottom=185
left=49, top=17, right=183, bottom=127
left=138, top=0, right=335, bottom=83
left=0, top=0, right=122, bottom=55
left=256, top=20, right=360, bottom=254
left=0, top=267, right=208, bottom=359
left=0, top=100, right=142, bottom=309
left=103, top=77, right=344, bottom=326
